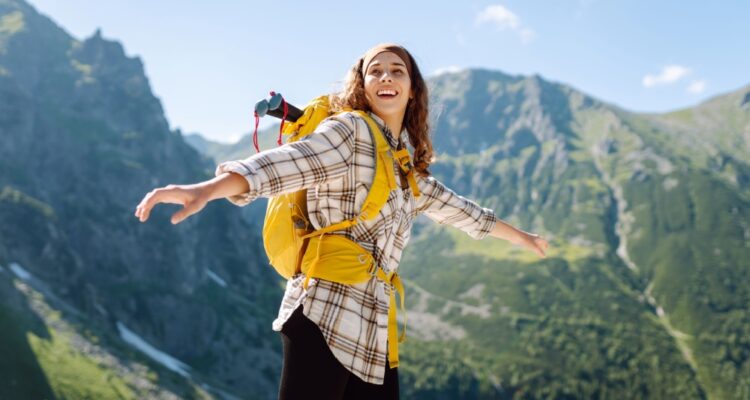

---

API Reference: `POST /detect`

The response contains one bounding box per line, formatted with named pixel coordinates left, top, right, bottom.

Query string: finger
left=137, top=193, right=156, bottom=222
left=171, top=201, right=201, bottom=225
left=534, top=244, right=544, bottom=257
left=138, top=188, right=169, bottom=222
left=135, top=197, right=149, bottom=220
left=532, top=240, right=547, bottom=258
left=135, top=193, right=152, bottom=222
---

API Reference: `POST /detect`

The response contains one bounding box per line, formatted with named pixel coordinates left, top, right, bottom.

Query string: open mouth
left=377, top=89, right=398, bottom=98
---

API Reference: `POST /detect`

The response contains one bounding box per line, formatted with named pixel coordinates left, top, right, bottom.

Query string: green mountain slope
left=393, top=71, right=750, bottom=399
left=0, top=1, right=283, bottom=398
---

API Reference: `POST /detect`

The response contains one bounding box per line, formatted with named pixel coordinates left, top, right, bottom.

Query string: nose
left=379, top=71, right=393, bottom=83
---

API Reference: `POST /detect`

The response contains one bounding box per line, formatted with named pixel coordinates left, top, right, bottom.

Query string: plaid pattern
left=216, top=112, right=497, bottom=384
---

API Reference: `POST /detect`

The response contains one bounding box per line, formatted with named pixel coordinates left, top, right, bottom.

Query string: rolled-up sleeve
left=215, top=115, right=357, bottom=206
left=415, top=176, right=498, bottom=239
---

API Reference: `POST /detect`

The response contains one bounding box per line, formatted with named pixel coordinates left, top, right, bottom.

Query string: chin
left=372, top=104, right=407, bottom=119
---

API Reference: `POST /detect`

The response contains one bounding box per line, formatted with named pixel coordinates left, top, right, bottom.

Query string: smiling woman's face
left=363, top=51, right=412, bottom=130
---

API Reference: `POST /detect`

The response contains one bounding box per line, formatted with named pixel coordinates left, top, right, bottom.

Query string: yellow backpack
left=259, top=94, right=420, bottom=368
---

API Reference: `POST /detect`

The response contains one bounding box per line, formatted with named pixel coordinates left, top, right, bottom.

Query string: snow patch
left=459, top=283, right=486, bottom=301
left=663, top=177, right=679, bottom=191
left=10, top=262, right=32, bottom=280
left=408, top=312, right=466, bottom=340
left=94, top=303, right=108, bottom=316
left=117, top=322, right=191, bottom=377
left=592, top=139, right=645, bottom=272
left=206, top=269, right=227, bottom=287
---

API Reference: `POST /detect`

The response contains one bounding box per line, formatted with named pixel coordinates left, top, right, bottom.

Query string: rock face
left=1, top=1, right=282, bottom=398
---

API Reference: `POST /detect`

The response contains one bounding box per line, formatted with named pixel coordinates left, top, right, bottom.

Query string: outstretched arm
left=416, top=175, right=549, bottom=258
left=488, top=219, right=549, bottom=258
left=134, top=172, right=249, bottom=224
left=135, top=114, right=358, bottom=224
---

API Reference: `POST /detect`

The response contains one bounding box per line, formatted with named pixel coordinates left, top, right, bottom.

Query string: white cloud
left=477, top=5, right=520, bottom=29
left=476, top=4, right=536, bottom=43
left=642, top=65, right=690, bottom=88
left=687, top=80, right=707, bottom=94
left=432, top=66, right=464, bottom=76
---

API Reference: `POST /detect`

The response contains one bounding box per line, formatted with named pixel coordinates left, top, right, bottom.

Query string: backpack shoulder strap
left=302, top=111, right=398, bottom=238
left=393, top=147, right=421, bottom=198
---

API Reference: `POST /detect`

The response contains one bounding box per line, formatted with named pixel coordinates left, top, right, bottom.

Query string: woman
left=135, top=43, right=549, bottom=399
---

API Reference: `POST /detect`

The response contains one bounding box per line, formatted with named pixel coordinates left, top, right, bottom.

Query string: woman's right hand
left=135, top=183, right=211, bottom=224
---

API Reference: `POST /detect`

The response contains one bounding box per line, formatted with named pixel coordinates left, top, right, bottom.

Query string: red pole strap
left=279, top=98, right=288, bottom=146
left=252, top=112, right=260, bottom=153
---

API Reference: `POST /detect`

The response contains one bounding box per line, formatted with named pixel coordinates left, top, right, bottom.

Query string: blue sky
left=27, top=0, right=750, bottom=143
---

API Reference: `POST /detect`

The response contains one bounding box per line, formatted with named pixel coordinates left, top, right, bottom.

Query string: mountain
left=393, top=71, right=750, bottom=399
left=3, top=0, right=750, bottom=399
left=0, top=1, right=283, bottom=398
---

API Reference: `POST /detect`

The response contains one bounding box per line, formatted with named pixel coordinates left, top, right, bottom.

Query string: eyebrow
left=368, top=61, right=407, bottom=70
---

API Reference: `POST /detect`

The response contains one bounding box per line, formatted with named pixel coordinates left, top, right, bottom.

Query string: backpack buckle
left=367, top=259, right=378, bottom=277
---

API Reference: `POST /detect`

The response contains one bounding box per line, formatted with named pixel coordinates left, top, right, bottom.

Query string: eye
left=369, top=67, right=382, bottom=76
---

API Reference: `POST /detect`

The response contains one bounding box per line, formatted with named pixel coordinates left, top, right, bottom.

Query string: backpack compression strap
left=393, top=148, right=421, bottom=198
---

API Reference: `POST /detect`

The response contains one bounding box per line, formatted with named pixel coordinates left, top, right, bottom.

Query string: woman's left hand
left=512, top=232, right=550, bottom=258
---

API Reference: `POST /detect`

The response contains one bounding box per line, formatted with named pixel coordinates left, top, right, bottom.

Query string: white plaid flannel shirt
left=216, top=111, right=497, bottom=384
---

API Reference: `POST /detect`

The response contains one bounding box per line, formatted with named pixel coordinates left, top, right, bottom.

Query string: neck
left=378, top=112, right=404, bottom=137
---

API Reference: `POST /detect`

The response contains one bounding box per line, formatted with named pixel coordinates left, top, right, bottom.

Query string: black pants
left=278, top=306, right=399, bottom=400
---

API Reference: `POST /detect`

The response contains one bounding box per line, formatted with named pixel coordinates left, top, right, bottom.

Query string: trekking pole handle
left=267, top=103, right=303, bottom=122
left=254, top=92, right=304, bottom=122
left=254, top=99, right=270, bottom=117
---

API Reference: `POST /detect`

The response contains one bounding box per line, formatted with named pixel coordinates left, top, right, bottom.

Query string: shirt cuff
left=214, top=160, right=261, bottom=206
left=471, top=209, right=498, bottom=240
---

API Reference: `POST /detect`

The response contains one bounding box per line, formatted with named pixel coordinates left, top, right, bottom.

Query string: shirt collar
left=367, top=112, right=408, bottom=149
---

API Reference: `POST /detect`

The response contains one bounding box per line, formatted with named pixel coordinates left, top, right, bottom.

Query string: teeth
left=378, top=89, right=397, bottom=96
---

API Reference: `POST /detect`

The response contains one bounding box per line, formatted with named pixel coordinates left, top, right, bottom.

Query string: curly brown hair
left=329, top=47, right=433, bottom=177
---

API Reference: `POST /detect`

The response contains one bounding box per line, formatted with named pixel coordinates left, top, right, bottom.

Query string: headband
left=361, top=43, right=413, bottom=79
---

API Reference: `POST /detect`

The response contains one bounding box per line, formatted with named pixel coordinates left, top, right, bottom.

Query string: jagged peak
left=81, top=28, right=126, bottom=57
